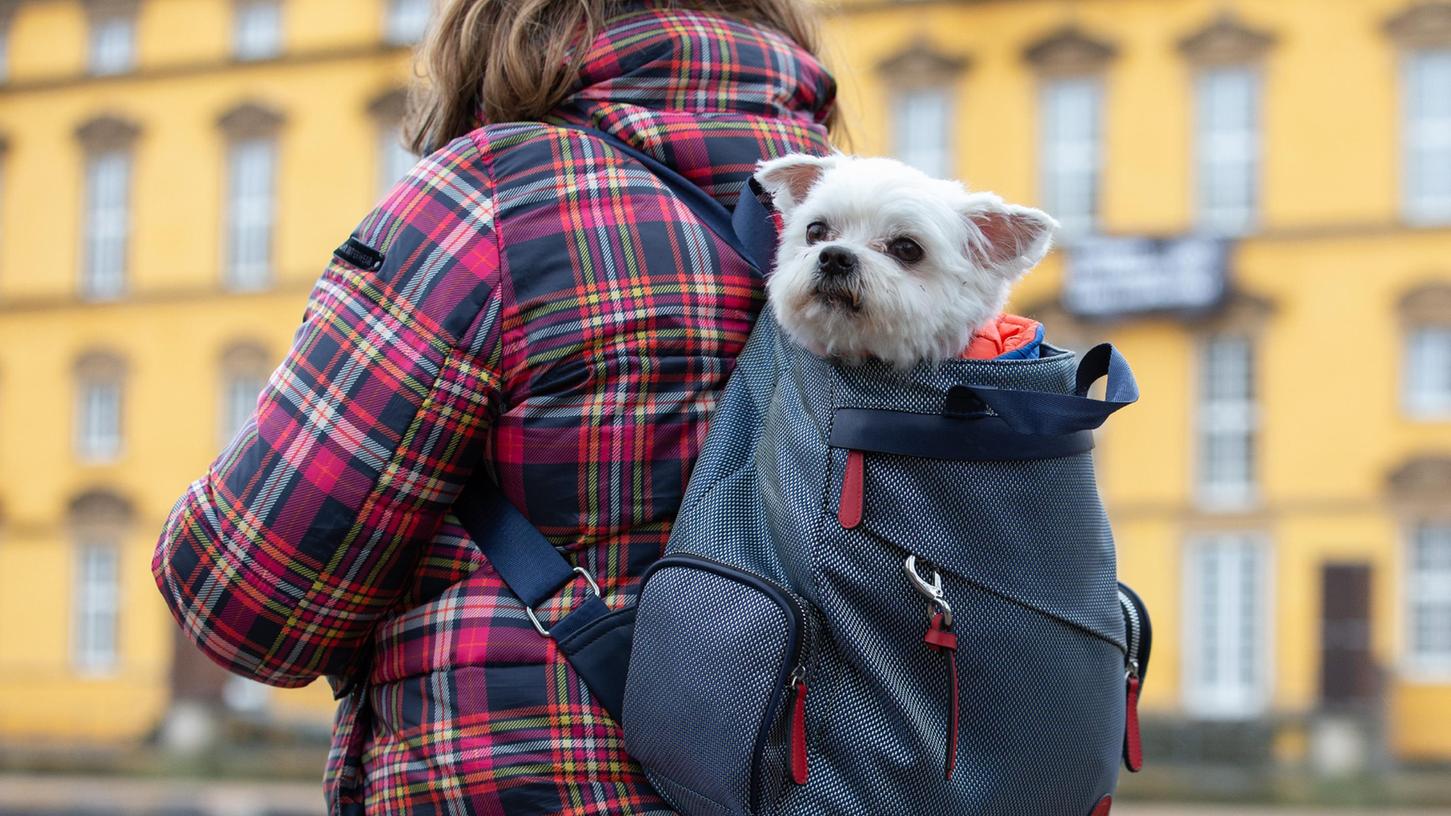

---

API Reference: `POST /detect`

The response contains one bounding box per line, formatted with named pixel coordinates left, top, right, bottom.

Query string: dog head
left=754, top=153, right=1059, bottom=368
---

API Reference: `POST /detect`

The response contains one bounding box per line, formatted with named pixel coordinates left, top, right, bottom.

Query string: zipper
left=787, top=664, right=809, bottom=784
left=1118, top=585, right=1148, bottom=773
left=638, top=553, right=814, bottom=798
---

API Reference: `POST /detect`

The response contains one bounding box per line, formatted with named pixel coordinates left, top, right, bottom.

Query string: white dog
left=753, top=153, right=1060, bottom=369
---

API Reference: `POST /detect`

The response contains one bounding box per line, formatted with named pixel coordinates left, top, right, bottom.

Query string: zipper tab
left=1123, top=660, right=1143, bottom=772
left=838, top=450, right=865, bottom=529
left=923, top=611, right=959, bottom=780
left=788, top=666, right=809, bottom=784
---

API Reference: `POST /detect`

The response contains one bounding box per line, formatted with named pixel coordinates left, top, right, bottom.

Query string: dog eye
left=806, top=222, right=830, bottom=244
left=888, top=237, right=924, bottom=264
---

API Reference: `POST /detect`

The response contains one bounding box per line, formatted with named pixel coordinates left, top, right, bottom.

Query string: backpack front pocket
left=622, top=554, right=812, bottom=816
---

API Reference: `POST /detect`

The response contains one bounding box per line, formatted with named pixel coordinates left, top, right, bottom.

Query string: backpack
left=454, top=126, right=1153, bottom=816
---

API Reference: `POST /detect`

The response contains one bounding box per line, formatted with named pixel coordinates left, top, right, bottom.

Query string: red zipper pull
left=923, top=611, right=959, bottom=780
left=1123, top=662, right=1143, bottom=772
left=788, top=668, right=809, bottom=784
left=838, top=450, right=864, bottom=529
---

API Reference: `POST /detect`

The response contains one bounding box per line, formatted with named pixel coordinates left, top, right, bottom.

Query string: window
left=77, top=374, right=123, bottom=461
left=75, top=353, right=125, bottom=462
left=1405, top=50, right=1451, bottom=223
left=225, top=138, right=277, bottom=290
left=891, top=87, right=952, bottom=179
left=88, top=8, right=136, bottom=76
left=219, top=343, right=270, bottom=444
left=74, top=540, right=120, bottom=673
left=82, top=150, right=131, bottom=300
left=234, top=0, right=282, bottom=61
left=384, top=0, right=430, bottom=45
left=1409, top=523, right=1451, bottom=673
left=221, top=371, right=265, bottom=441
left=1197, top=334, right=1257, bottom=508
left=1040, top=77, right=1102, bottom=239
left=378, top=126, right=415, bottom=195
left=0, top=12, right=11, bottom=84
left=1184, top=533, right=1271, bottom=718
left=1195, top=66, right=1260, bottom=235
left=1406, top=326, right=1451, bottom=418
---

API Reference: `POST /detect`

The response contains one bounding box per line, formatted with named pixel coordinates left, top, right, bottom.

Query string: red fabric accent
left=1124, top=675, right=1143, bottom=772
left=922, top=625, right=957, bottom=651
left=924, top=612, right=959, bottom=780
left=790, top=680, right=809, bottom=784
left=1090, top=794, right=1113, bottom=816
left=961, top=313, right=1042, bottom=360
left=838, top=449, right=865, bottom=529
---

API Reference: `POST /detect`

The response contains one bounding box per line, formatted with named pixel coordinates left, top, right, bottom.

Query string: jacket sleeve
left=152, top=134, right=507, bottom=687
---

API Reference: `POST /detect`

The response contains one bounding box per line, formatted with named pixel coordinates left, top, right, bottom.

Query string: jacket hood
left=543, top=3, right=838, bottom=203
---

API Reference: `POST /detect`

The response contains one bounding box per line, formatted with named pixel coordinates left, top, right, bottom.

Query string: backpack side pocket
left=623, top=554, right=813, bottom=816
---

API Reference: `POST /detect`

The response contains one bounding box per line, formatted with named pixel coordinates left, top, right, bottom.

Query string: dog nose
left=818, top=246, right=857, bottom=277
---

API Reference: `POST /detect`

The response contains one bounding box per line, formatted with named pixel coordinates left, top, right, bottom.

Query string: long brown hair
left=406, top=0, right=837, bottom=155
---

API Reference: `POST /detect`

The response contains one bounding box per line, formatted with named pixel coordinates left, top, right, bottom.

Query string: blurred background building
left=0, top=0, right=1448, bottom=810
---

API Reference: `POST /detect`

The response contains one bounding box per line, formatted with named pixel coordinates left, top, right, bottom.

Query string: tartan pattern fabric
left=152, top=4, right=836, bottom=814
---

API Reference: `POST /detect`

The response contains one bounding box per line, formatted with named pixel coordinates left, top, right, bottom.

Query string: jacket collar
left=541, top=3, right=837, bottom=202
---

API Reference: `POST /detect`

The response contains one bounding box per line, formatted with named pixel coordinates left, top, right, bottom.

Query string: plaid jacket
left=152, top=5, right=835, bottom=814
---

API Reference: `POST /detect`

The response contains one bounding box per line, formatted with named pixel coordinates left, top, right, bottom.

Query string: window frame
left=1039, top=75, right=1104, bottom=241
left=73, top=538, right=121, bottom=675
left=1404, top=324, right=1451, bottom=419
left=377, top=123, right=415, bottom=196
left=233, top=0, right=284, bottom=61
left=383, top=0, right=430, bottom=46
left=1195, top=332, right=1259, bottom=510
left=1405, top=521, right=1451, bottom=679
left=75, top=370, right=123, bottom=463
left=1182, top=531, right=1275, bottom=719
left=87, top=7, right=137, bottom=76
left=223, top=136, right=278, bottom=291
left=891, top=85, right=954, bottom=180
left=81, top=148, right=132, bottom=301
left=1193, top=64, right=1262, bottom=236
left=1403, top=48, right=1451, bottom=224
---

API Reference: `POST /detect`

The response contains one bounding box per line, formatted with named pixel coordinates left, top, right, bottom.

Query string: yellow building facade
left=826, top=0, right=1451, bottom=764
left=0, top=0, right=1448, bottom=769
left=0, top=0, right=424, bottom=743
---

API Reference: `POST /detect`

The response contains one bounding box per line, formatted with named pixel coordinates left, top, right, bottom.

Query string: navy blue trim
left=967, top=344, right=1139, bottom=436
left=830, top=408, right=1096, bottom=461
left=455, top=484, right=627, bottom=716
left=555, top=605, right=637, bottom=722
left=454, top=485, right=579, bottom=609
left=638, top=553, right=805, bottom=811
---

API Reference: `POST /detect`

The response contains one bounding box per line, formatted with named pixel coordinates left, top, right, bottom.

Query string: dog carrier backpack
left=455, top=126, right=1152, bottom=816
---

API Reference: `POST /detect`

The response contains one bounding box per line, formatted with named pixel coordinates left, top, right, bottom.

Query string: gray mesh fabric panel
left=624, top=313, right=1129, bottom=816
left=624, top=564, right=794, bottom=814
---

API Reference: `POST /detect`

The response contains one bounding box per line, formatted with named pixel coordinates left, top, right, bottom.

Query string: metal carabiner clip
left=904, top=554, right=953, bottom=628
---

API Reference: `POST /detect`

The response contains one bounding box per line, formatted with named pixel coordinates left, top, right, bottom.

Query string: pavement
left=1, top=775, right=1448, bottom=816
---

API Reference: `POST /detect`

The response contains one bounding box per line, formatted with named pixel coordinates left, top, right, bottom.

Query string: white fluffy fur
left=754, top=153, right=1060, bottom=369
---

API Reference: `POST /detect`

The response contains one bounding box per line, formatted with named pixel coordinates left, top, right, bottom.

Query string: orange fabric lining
left=961, top=314, right=1042, bottom=360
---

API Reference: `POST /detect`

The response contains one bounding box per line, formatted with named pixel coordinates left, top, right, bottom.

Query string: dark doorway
left=1319, top=562, right=1377, bottom=708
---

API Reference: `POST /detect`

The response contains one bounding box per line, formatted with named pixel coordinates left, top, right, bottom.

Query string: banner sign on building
left=1062, top=236, right=1230, bottom=319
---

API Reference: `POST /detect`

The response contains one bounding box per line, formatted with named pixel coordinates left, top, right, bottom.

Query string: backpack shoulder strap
left=453, top=126, right=783, bottom=722
left=555, top=123, right=778, bottom=277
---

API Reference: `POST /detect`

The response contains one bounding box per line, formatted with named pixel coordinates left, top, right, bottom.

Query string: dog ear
left=755, top=154, right=839, bottom=213
left=959, top=193, right=1060, bottom=279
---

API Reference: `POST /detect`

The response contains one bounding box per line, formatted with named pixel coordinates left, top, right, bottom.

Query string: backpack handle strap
left=965, top=343, right=1139, bottom=436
